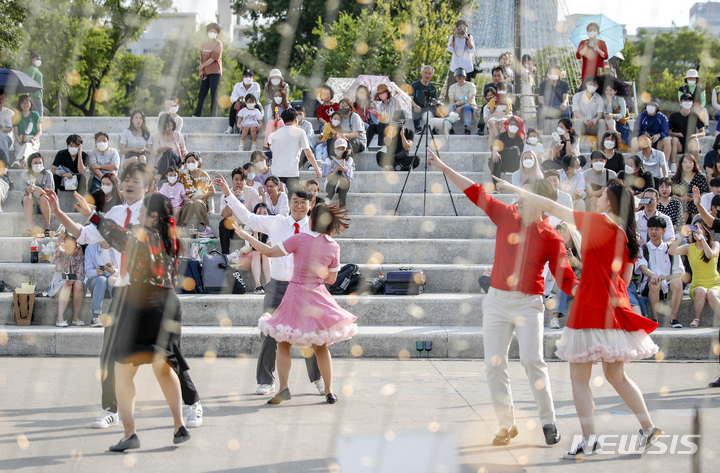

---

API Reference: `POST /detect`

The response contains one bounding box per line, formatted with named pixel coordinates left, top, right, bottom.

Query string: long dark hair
left=102, top=172, right=123, bottom=203
left=689, top=215, right=714, bottom=263
left=558, top=117, right=576, bottom=140
left=605, top=179, right=639, bottom=260
left=309, top=202, right=350, bottom=235
left=143, top=193, right=183, bottom=257
left=129, top=109, right=150, bottom=140
left=672, top=154, right=701, bottom=183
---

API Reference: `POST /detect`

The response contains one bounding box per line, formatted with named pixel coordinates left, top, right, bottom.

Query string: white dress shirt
left=636, top=240, right=684, bottom=293
left=635, top=209, right=674, bottom=244
left=224, top=193, right=308, bottom=281
left=700, top=191, right=718, bottom=212
left=77, top=199, right=142, bottom=287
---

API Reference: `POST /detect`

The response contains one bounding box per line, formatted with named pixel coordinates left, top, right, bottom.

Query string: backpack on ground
left=383, top=268, right=426, bottom=295
left=178, top=257, right=204, bottom=294
left=202, top=250, right=246, bottom=294
left=327, top=264, right=366, bottom=295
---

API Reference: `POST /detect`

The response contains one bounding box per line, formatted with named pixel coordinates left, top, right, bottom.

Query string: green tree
left=0, top=0, right=27, bottom=67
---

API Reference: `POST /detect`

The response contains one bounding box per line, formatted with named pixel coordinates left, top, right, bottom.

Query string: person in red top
left=428, top=148, right=578, bottom=448
left=575, top=23, right=608, bottom=85
left=315, top=85, right=338, bottom=132
left=496, top=177, right=663, bottom=459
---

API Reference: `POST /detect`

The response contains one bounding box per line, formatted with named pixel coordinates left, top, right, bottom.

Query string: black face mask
left=339, top=107, right=350, bottom=115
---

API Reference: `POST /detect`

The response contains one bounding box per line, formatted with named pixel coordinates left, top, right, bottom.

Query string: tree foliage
left=0, top=0, right=27, bottom=67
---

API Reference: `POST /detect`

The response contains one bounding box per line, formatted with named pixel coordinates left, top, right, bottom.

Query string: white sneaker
left=250, top=142, right=257, bottom=152
left=238, top=143, right=245, bottom=151
left=224, top=126, right=233, bottom=134
left=91, top=408, right=120, bottom=429
left=199, top=227, right=214, bottom=238
left=55, top=320, right=68, bottom=327
left=91, top=317, right=103, bottom=327
left=550, top=318, right=560, bottom=329
left=314, top=378, right=325, bottom=395
left=72, top=320, right=85, bottom=326
left=684, top=286, right=690, bottom=295
left=256, top=384, right=275, bottom=395
left=185, top=402, right=203, bottom=428
left=639, top=427, right=663, bottom=449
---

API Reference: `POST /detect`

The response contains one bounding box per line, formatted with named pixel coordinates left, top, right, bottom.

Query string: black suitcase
left=383, top=270, right=426, bottom=295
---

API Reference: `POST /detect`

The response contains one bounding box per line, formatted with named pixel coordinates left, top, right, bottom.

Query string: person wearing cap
left=669, top=93, right=706, bottom=165
left=582, top=150, right=616, bottom=213
left=369, top=83, right=401, bottom=149
left=678, top=69, right=708, bottom=123
left=571, top=76, right=606, bottom=141
left=446, top=19, right=476, bottom=93
left=448, top=68, right=477, bottom=135
left=632, top=97, right=672, bottom=161
left=322, top=138, right=353, bottom=208
left=226, top=69, right=261, bottom=134
left=575, top=22, right=608, bottom=85
left=264, top=69, right=290, bottom=114
left=192, top=23, right=223, bottom=117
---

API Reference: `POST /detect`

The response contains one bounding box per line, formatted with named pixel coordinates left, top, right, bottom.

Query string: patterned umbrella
left=325, top=77, right=356, bottom=103
left=342, top=75, right=413, bottom=119
left=569, top=14, right=625, bottom=58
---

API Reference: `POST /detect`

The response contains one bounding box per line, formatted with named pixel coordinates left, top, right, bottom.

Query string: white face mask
left=331, top=119, right=341, bottom=127
left=243, top=77, right=252, bottom=85
left=246, top=103, right=255, bottom=109
left=274, top=96, right=283, bottom=104
left=646, top=105, right=657, bottom=115
left=68, top=147, right=79, bottom=156
left=625, top=165, right=635, bottom=174
left=247, top=172, right=256, bottom=181
left=527, top=136, right=538, bottom=145
left=603, top=140, right=615, bottom=150
left=592, top=161, right=605, bottom=172
left=169, top=106, right=179, bottom=114
left=208, top=32, right=217, bottom=40
left=271, top=78, right=281, bottom=86
left=508, top=125, right=519, bottom=134
left=586, top=85, right=597, bottom=94
left=32, top=164, right=43, bottom=173
left=497, top=90, right=507, bottom=95
left=34, top=60, right=42, bottom=67
left=101, top=185, right=113, bottom=194
left=96, top=141, right=108, bottom=152
left=335, top=148, right=346, bottom=157
left=522, top=159, right=535, bottom=169
left=687, top=80, right=697, bottom=86
left=167, top=175, right=178, bottom=184
left=556, top=127, right=566, bottom=136
left=587, top=30, right=598, bottom=39
left=681, top=101, right=693, bottom=110
left=186, top=162, right=198, bottom=171
left=547, top=74, right=559, bottom=81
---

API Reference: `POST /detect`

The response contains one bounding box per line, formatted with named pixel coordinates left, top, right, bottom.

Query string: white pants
left=483, top=288, right=556, bottom=430
left=14, top=140, right=40, bottom=164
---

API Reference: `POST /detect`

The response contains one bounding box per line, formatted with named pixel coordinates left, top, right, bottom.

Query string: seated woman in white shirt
left=511, top=150, right=543, bottom=187
left=558, top=154, right=586, bottom=210
left=259, top=176, right=288, bottom=216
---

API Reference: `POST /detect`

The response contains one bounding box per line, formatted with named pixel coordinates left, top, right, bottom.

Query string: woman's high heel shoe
left=268, top=388, right=291, bottom=405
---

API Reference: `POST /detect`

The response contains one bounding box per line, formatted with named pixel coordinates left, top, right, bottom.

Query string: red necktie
left=120, top=207, right=131, bottom=279
left=293, top=222, right=300, bottom=234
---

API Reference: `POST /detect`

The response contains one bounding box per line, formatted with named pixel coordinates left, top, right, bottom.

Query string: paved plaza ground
left=0, top=358, right=718, bottom=472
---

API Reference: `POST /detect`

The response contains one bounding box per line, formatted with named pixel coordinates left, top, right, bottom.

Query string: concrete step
left=0, top=324, right=716, bottom=360
left=32, top=133, right=252, bottom=152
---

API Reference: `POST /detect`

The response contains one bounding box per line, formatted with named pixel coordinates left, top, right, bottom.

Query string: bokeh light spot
left=355, top=42, right=369, bottom=55
left=218, top=95, right=232, bottom=109
left=393, top=39, right=406, bottom=51
left=428, top=421, right=440, bottom=432
left=324, top=37, right=338, bottom=50
left=593, top=376, right=603, bottom=387
left=17, top=435, right=29, bottom=450
left=351, top=344, right=363, bottom=357
left=66, top=71, right=81, bottom=86
left=398, top=349, right=410, bottom=360
left=93, top=88, right=109, bottom=103
left=204, top=350, right=217, bottom=364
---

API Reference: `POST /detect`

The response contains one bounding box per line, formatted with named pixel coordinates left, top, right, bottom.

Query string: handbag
left=63, top=175, right=78, bottom=191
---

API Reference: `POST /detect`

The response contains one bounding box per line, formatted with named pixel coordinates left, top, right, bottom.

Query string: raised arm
left=693, top=185, right=716, bottom=229
left=427, top=147, right=476, bottom=192
left=494, top=176, right=576, bottom=225
left=233, top=223, right=285, bottom=257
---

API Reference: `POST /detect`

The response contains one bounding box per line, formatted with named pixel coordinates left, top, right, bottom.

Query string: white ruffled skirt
left=555, top=327, right=659, bottom=363
left=258, top=313, right=358, bottom=348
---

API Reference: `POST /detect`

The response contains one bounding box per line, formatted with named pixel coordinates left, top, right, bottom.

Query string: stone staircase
left=1, top=117, right=718, bottom=360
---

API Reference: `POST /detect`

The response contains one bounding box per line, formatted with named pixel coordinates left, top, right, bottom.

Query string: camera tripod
left=394, top=105, right=458, bottom=217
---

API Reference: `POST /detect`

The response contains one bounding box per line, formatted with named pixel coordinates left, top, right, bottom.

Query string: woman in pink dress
left=234, top=203, right=358, bottom=405
left=495, top=177, right=662, bottom=459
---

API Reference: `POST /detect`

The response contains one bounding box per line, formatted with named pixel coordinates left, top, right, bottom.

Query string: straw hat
left=373, top=84, right=392, bottom=101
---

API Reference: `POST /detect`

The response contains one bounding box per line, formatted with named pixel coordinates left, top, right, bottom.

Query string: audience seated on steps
left=635, top=131, right=669, bottom=182
left=178, top=152, right=215, bottom=238
left=536, top=63, right=571, bottom=133
left=158, top=166, right=188, bottom=225
left=543, top=118, right=584, bottom=171
left=632, top=97, right=672, bottom=163
left=376, top=110, right=417, bottom=171
left=671, top=154, right=708, bottom=224
left=448, top=68, right=477, bottom=136
left=87, top=132, right=119, bottom=194
left=322, top=138, right=353, bottom=209
left=314, top=112, right=341, bottom=166
left=120, top=110, right=152, bottom=167
left=668, top=93, right=706, bottom=167
left=583, top=150, right=616, bottom=213
left=572, top=76, right=606, bottom=144
left=657, top=177, right=682, bottom=228
left=294, top=105, right=315, bottom=147
left=368, top=84, right=401, bottom=148
left=264, top=68, right=290, bottom=122
left=336, top=98, right=367, bottom=155
left=483, top=81, right=512, bottom=143
left=90, top=172, right=123, bottom=216
left=51, top=133, right=88, bottom=194
left=409, top=65, right=438, bottom=134
left=0, top=90, right=16, bottom=167
left=601, top=80, right=630, bottom=147
left=549, top=222, right=583, bottom=329
left=48, top=229, right=86, bottom=328
left=21, top=152, right=54, bottom=236
left=152, top=113, right=187, bottom=184
left=259, top=176, right=288, bottom=217
left=218, top=166, right=260, bottom=254
left=679, top=69, right=709, bottom=125
left=315, top=85, right=337, bottom=133
left=226, top=68, right=260, bottom=134
left=159, top=95, right=184, bottom=133
left=617, top=154, right=655, bottom=195
left=488, top=115, right=524, bottom=181
left=598, top=131, right=625, bottom=174
left=84, top=241, right=118, bottom=328
left=236, top=93, right=263, bottom=152
left=523, top=127, right=545, bottom=160
left=557, top=155, right=586, bottom=211
left=702, top=134, right=720, bottom=176
left=12, top=94, right=42, bottom=170
left=263, top=89, right=290, bottom=150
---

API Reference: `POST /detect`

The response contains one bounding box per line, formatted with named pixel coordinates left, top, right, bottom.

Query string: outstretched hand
left=44, top=189, right=61, bottom=214
left=214, top=174, right=231, bottom=196
left=426, top=147, right=446, bottom=171
left=73, top=191, right=92, bottom=217
left=492, top=175, right=522, bottom=195
left=232, top=222, right=250, bottom=240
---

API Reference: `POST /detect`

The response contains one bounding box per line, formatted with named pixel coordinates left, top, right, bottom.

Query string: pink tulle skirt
left=555, top=327, right=659, bottom=363
left=259, top=313, right=358, bottom=347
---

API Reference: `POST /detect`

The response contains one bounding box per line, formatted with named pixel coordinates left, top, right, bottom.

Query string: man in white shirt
left=635, top=188, right=674, bottom=244
left=45, top=162, right=203, bottom=429
left=572, top=76, right=606, bottom=140
left=700, top=177, right=720, bottom=212
left=268, top=108, right=322, bottom=193
left=635, top=132, right=669, bottom=179
left=543, top=170, right=573, bottom=228
left=215, top=173, right=324, bottom=396
left=636, top=216, right=684, bottom=327
left=446, top=19, right=476, bottom=92
left=226, top=69, right=261, bottom=134
left=0, top=90, right=15, bottom=166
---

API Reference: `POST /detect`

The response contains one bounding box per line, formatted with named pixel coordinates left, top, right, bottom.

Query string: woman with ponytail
left=233, top=203, right=358, bottom=405
left=88, top=193, right=191, bottom=451
left=494, top=177, right=662, bottom=459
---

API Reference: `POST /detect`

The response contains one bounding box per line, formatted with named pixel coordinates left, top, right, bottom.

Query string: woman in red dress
left=496, top=177, right=662, bottom=459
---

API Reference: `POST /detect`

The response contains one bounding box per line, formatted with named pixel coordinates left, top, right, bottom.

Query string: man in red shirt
left=576, top=22, right=608, bottom=85
left=428, top=148, right=578, bottom=447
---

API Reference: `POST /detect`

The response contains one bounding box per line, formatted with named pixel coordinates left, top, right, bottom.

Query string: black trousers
left=488, top=147, right=521, bottom=179
left=326, top=174, right=350, bottom=208
left=100, top=287, right=200, bottom=412
left=193, top=73, right=221, bottom=117
left=278, top=176, right=301, bottom=194
left=256, top=279, right=321, bottom=385
left=218, top=217, right=237, bottom=254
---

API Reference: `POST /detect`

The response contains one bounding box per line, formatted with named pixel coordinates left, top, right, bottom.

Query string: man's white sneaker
left=639, top=427, right=663, bottom=449
left=91, top=408, right=120, bottom=429
left=550, top=318, right=560, bottom=329
left=563, top=437, right=601, bottom=460
left=256, top=384, right=275, bottom=395
left=314, top=378, right=325, bottom=395
left=185, top=402, right=203, bottom=428
left=91, top=317, right=103, bottom=327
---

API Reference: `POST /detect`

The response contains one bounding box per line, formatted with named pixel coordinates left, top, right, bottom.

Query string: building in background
left=690, top=2, right=720, bottom=36
left=126, top=12, right=199, bottom=55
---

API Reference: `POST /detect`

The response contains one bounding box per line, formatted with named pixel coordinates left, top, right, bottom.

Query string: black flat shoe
left=709, top=376, right=720, bottom=387
left=492, top=425, right=518, bottom=446
left=326, top=393, right=338, bottom=404
left=173, top=426, right=191, bottom=444
left=543, top=423, right=561, bottom=445
left=109, top=434, right=140, bottom=452
left=267, top=388, right=291, bottom=405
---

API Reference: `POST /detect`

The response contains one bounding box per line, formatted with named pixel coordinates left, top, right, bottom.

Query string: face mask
left=335, top=148, right=346, bottom=157
left=167, top=176, right=178, bottom=184
left=556, top=127, right=566, bottom=136
left=508, top=125, right=519, bottom=134
left=646, top=105, right=657, bottom=115
left=586, top=85, right=597, bottom=94
left=243, top=77, right=252, bottom=85
left=339, top=107, right=350, bottom=115
left=687, top=80, right=697, bottom=86
left=274, top=96, right=283, bottom=104
left=186, top=162, right=198, bottom=171
left=169, top=106, right=179, bottom=114
left=681, top=101, right=693, bottom=110
left=547, top=74, right=559, bottom=81
left=587, top=31, right=598, bottom=39
left=604, top=140, right=615, bottom=150
left=96, top=141, right=108, bottom=152
left=271, top=78, right=281, bottom=86
left=246, top=103, right=255, bottom=109
left=527, top=137, right=538, bottom=145
left=32, top=164, right=43, bottom=173
left=247, top=172, right=255, bottom=181
left=625, top=165, right=635, bottom=174
left=497, top=90, right=507, bottom=95
left=208, top=32, right=217, bottom=40
left=101, top=185, right=113, bottom=194
left=68, top=147, right=79, bottom=156
left=522, top=159, right=535, bottom=169
left=34, top=60, right=42, bottom=67
left=592, top=161, right=605, bottom=172
left=331, top=119, right=341, bottom=127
